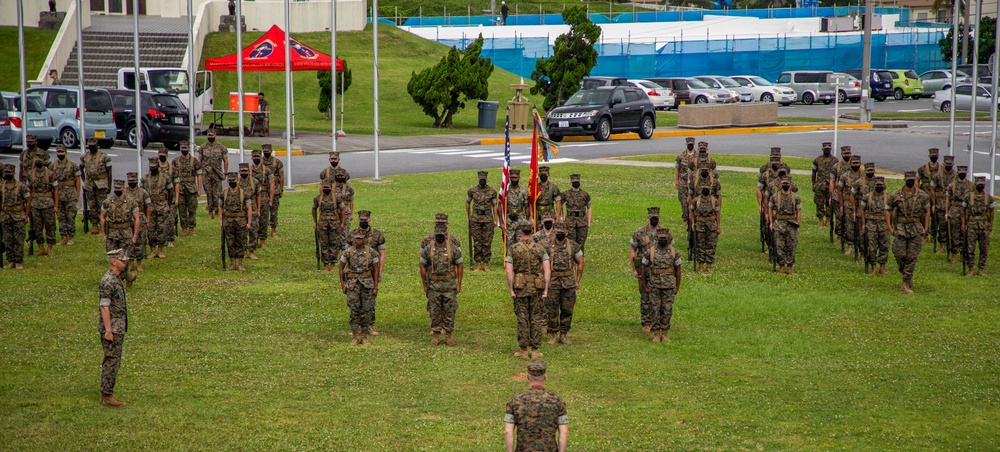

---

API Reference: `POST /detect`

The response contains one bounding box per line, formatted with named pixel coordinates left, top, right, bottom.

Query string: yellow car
left=886, top=69, right=924, bottom=100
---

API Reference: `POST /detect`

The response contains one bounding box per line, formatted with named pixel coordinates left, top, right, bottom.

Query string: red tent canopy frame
left=206, top=24, right=343, bottom=72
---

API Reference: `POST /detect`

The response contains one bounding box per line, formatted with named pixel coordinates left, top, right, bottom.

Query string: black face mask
left=28, top=142, right=37, bottom=149
left=771, top=163, right=779, bottom=171
left=128, top=182, right=137, bottom=188
left=944, top=165, right=953, bottom=172
left=240, top=173, right=248, bottom=179
left=57, top=154, right=66, bottom=161
left=851, top=165, right=861, bottom=171
left=34, top=162, right=43, bottom=168
left=208, top=137, right=216, bottom=143
left=434, top=233, right=446, bottom=243
left=543, top=221, right=553, bottom=230
left=781, top=184, right=791, bottom=191
left=359, top=221, right=370, bottom=229
left=571, top=181, right=580, bottom=189
left=686, top=144, right=694, bottom=151
left=159, top=156, right=167, bottom=163
left=649, top=217, right=659, bottom=227
left=508, top=214, right=519, bottom=222
left=322, top=188, right=331, bottom=195
left=511, top=180, right=519, bottom=187
left=478, top=179, right=487, bottom=187
left=905, top=179, right=915, bottom=188
left=930, top=156, right=938, bottom=163
left=958, top=173, right=967, bottom=180
left=778, top=172, right=787, bottom=179
left=976, top=185, right=986, bottom=192
left=228, top=181, right=237, bottom=188
left=335, top=177, right=346, bottom=183
left=555, top=232, right=566, bottom=241
left=701, top=188, right=710, bottom=196
left=3, top=174, right=13, bottom=180
left=263, top=152, right=271, bottom=159
left=700, top=170, right=709, bottom=178
left=330, top=161, right=339, bottom=167
left=151, top=168, right=159, bottom=175
left=252, top=158, right=261, bottom=165
left=823, top=149, right=831, bottom=156
left=181, top=150, right=189, bottom=156
left=539, top=175, right=548, bottom=182
left=843, top=155, right=851, bottom=162
left=113, top=190, right=123, bottom=197
left=89, top=146, right=98, bottom=153
left=875, top=185, right=885, bottom=193
left=657, top=239, right=669, bottom=247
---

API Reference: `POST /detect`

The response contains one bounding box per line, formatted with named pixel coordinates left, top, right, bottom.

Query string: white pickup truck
left=117, top=67, right=214, bottom=129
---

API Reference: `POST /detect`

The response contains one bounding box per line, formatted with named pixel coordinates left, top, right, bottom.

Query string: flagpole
left=187, top=0, right=195, bottom=145
left=331, top=0, right=337, bottom=153
left=236, top=0, right=245, bottom=164
left=75, top=0, right=86, bottom=150
left=133, top=0, right=143, bottom=174
left=968, top=0, right=983, bottom=176
left=500, top=107, right=511, bottom=259
left=284, top=0, right=293, bottom=189
left=16, top=0, right=27, bottom=152
left=373, top=0, right=381, bottom=182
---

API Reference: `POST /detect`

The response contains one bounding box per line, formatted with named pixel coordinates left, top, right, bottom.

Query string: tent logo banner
left=248, top=40, right=275, bottom=60
left=289, top=39, right=318, bottom=59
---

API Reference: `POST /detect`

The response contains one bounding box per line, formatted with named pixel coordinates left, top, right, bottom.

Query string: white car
left=731, top=75, right=797, bottom=106
left=627, top=79, right=676, bottom=111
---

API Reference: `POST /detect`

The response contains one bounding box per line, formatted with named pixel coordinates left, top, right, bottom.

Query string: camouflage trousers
left=178, top=191, right=198, bottom=229
left=30, top=207, right=57, bottom=245
left=204, top=175, right=223, bottom=214
left=100, top=333, right=124, bottom=395
left=257, top=201, right=271, bottom=241
left=814, top=188, right=831, bottom=220
left=933, top=206, right=948, bottom=245
left=677, top=186, right=690, bottom=223
left=637, top=266, right=653, bottom=327
left=85, top=187, right=109, bottom=228
left=223, top=217, right=247, bottom=259
left=245, top=213, right=259, bottom=252
left=470, top=221, right=495, bottom=264
left=345, top=278, right=375, bottom=333
left=1, top=218, right=26, bottom=264
left=649, top=287, right=675, bottom=331
left=148, top=205, right=173, bottom=248
left=427, top=289, right=458, bottom=333
left=694, top=220, right=718, bottom=264
left=513, top=294, right=544, bottom=349
left=841, top=208, right=856, bottom=246
left=566, top=218, right=589, bottom=250
left=831, top=199, right=842, bottom=239
left=864, top=220, right=891, bottom=265
left=965, top=225, right=991, bottom=270
left=269, top=195, right=281, bottom=229
left=104, top=229, right=134, bottom=253
left=56, top=198, right=77, bottom=239
left=317, top=220, right=344, bottom=265
left=946, top=208, right=964, bottom=253
left=130, top=217, right=148, bottom=260
left=167, top=204, right=178, bottom=242
left=774, top=222, right=798, bottom=266
left=892, top=234, right=922, bottom=283
left=545, top=286, right=576, bottom=334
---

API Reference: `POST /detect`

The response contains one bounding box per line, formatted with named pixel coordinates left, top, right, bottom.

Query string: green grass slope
left=0, top=27, right=59, bottom=91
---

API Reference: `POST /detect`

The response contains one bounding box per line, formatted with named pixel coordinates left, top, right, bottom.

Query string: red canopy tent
left=206, top=24, right=344, bottom=72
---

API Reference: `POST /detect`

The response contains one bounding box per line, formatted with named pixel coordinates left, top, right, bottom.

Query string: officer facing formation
left=220, top=171, right=252, bottom=272
left=261, top=144, right=284, bottom=238
left=503, top=360, right=569, bottom=452
left=811, top=142, right=837, bottom=226
left=675, top=137, right=697, bottom=224
left=340, top=229, right=380, bottom=345
left=962, top=176, right=994, bottom=275
left=173, top=141, right=202, bottom=237
left=768, top=176, right=802, bottom=275
left=123, top=172, right=151, bottom=273
left=466, top=170, right=499, bottom=271
left=534, top=166, right=561, bottom=226
left=50, top=144, right=80, bottom=246
left=100, top=180, right=140, bottom=287
left=312, top=182, right=346, bottom=271
left=630, top=207, right=662, bottom=333
left=25, top=156, right=58, bottom=256
left=143, top=157, right=175, bottom=260
left=1, top=164, right=30, bottom=269
left=81, top=137, right=113, bottom=234
left=419, top=216, right=464, bottom=346
left=506, top=220, right=551, bottom=359
left=98, top=248, right=130, bottom=408
left=640, top=227, right=681, bottom=343
left=544, top=221, right=584, bottom=345
left=561, top=174, right=591, bottom=249
left=860, top=176, right=892, bottom=275
left=198, top=130, right=228, bottom=220
left=355, top=210, right=386, bottom=336
left=888, top=171, right=931, bottom=294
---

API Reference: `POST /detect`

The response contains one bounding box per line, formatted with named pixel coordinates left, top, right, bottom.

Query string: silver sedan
left=919, top=70, right=972, bottom=98
left=932, top=84, right=1000, bottom=112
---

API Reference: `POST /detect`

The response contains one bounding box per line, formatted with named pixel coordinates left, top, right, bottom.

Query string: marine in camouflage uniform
left=506, top=220, right=550, bottom=359
left=1, top=164, right=30, bottom=269
left=123, top=172, right=151, bottom=271
left=531, top=211, right=556, bottom=251
left=757, top=148, right=788, bottom=251
left=100, top=180, right=140, bottom=287
left=693, top=142, right=717, bottom=174
left=505, top=169, right=529, bottom=233
left=945, top=166, right=973, bottom=263
left=504, top=361, right=568, bottom=452
left=836, top=155, right=864, bottom=254
left=98, top=248, right=129, bottom=408
left=142, top=158, right=175, bottom=259
left=931, top=155, right=957, bottom=253
left=916, top=147, right=940, bottom=214
left=197, top=130, right=228, bottom=219
left=769, top=177, right=802, bottom=274
left=811, top=142, right=837, bottom=225
left=220, top=172, right=253, bottom=271
left=319, top=151, right=351, bottom=185
left=261, top=144, right=284, bottom=237
left=829, top=145, right=853, bottom=244
left=420, top=213, right=462, bottom=250
left=18, top=135, right=49, bottom=182
left=312, top=183, right=346, bottom=270
left=543, top=221, right=583, bottom=345
left=466, top=170, right=498, bottom=270
left=49, top=145, right=80, bottom=246
left=887, top=171, right=931, bottom=294
left=640, top=228, right=682, bottom=343
left=534, top=166, right=561, bottom=227
left=674, top=137, right=697, bottom=224
left=333, top=168, right=355, bottom=244
left=860, top=176, right=892, bottom=275
left=850, top=162, right=877, bottom=210
left=630, top=207, right=663, bottom=333
left=962, top=176, right=995, bottom=275
left=690, top=184, right=721, bottom=273
left=172, top=142, right=202, bottom=236
left=157, top=148, right=178, bottom=247
left=250, top=149, right=275, bottom=250
left=81, top=138, right=112, bottom=233
left=25, top=157, right=58, bottom=256
left=356, top=210, right=387, bottom=335
left=419, top=219, right=464, bottom=346
left=561, top=174, right=591, bottom=250
left=339, top=229, right=380, bottom=345
left=236, top=163, right=261, bottom=260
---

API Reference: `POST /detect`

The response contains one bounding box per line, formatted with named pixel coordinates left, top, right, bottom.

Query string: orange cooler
left=229, top=92, right=260, bottom=111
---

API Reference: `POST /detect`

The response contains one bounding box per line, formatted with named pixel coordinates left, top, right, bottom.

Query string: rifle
left=946, top=217, right=952, bottom=263
left=840, top=207, right=846, bottom=254
left=221, top=220, right=227, bottom=271
left=961, top=227, right=969, bottom=275
left=860, top=223, right=870, bottom=274
left=759, top=210, right=767, bottom=254
left=829, top=202, right=836, bottom=244
left=687, top=220, right=695, bottom=262
left=27, top=214, right=34, bottom=257
left=0, top=221, right=5, bottom=268
left=767, top=221, right=777, bottom=273
left=931, top=206, right=938, bottom=253
left=314, top=227, right=321, bottom=271
left=82, top=190, right=89, bottom=233
left=175, top=203, right=180, bottom=237
left=468, top=221, right=474, bottom=270
left=853, top=213, right=860, bottom=262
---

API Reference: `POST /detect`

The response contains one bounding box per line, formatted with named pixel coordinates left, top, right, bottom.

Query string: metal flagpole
left=17, top=1, right=27, bottom=152
left=133, top=0, right=143, bottom=174
left=331, top=0, right=337, bottom=153
left=76, top=0, right=87, bottom=149
left=284, top=0, right=293, bottom=189
left=991, top=0, right=1000, bottom=195
left=948, top=0, right=959, bottom=155
left=373, top=0, right=381, bottom=181
left=188, top=0, right=195, bottom=145
left=968, top=0, right=982, bottom=176
left=236, top=0, right=245, bottom=163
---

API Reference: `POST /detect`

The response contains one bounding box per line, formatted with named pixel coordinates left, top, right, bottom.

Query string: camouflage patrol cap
left=148, top=157, right=159, bottom=167
left=647, top=206, right=660, bottom=217
left=975, top=176, right=987, bottom=184
left=352, top=229, right=366, bottom=240
left=321, top=182, right=331, bottom=189
left=685, top=137, right=695, bottom=144
left=697, top=159, right=713, bottom=169
left=55, top=144, right=67, bottom=152
left=821, top=142, right=832, bottom=150
left=553, top=221, right=568, bottom=232
left=261, top=144, right=272, bottom=151
left=943, top=155, right=955, bottom=164
left=770, top=155, right=782, bottom=162
left=526, top=360, right=547, bottom=377
left=26, top=134, right=37, bottom=142
left=697, top=141, right=708, bottom=150
left=770, top=147, right=781, bottom=156
left=226, top=171, right=238, bottom=180
left=864, top=162, right=875, bottom=170
left=434, top=213, right=448, bottom=224
left=106, top=248, right=130, bottom=262
left=904, top=171, right=917, bottom=180
left=840, top=145, right=852, bottom=154
left=33, top=156, right=45, bottom=164
left=874, top=176, right=886, bottom=186
left=87, top=137, right=98, bottom=145
left=510, top=169, right=521, bottom=179
left=251, top=149, right=262, bottom=157
left=477, top=170, right=488, bottom=180
left=3, top=164, right=15, bottom=173
left=928, top=147, right=939, bottom=156
left=335, top=167, right=349, bottom=177
left=518, top=219, right=534, bottom=233
left=538, top=166, right=550, bottom=175
left=329, top=151, right=340, bottom=159
left=957, top=165, right=968, bottom=174
left=113, top=179, right=125, bottom=189
left=540, top=210, right=555, bottom=220
left=126, top=172, right=138, bottom=181
left=207, top=129, right=217, bottom=137
left=238, top=162, right=250, bottom=170
left=357, top=210, right=371, bottom=220
left=656, top=228, right=672, bottom=239
left=180, top=141, right=191, bottom=150
left=570, top=174, right=581, bottom=182
left=850, top=155, right=861, bottom=163
left=777, top=167, right=788, bottom=176
left=158, top=147, right=169, bottom=156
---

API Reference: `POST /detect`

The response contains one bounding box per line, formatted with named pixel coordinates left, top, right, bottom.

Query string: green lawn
left=0, top=27, right=59, bottom=91
left=1, top=159, right=997, bottom=449
left=200, top=24, right=525, bottom=137
left=620, top=153, right=817, bottom=171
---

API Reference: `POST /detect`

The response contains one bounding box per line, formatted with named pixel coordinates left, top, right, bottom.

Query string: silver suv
left=775, top=71, right=836, bottom=105
left=26, top=86, right=117, bottom=149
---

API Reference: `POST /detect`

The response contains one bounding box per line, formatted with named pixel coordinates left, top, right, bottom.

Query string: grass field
left=0, top=27, right=59, bottom=92
left=2, top=156, right=998, bottom=449
left=620, top=153, right=817, bottom=172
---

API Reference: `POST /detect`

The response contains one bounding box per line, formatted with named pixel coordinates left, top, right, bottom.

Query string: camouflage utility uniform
left=261, top=149, right=284, bottom=234
left=504, top=385, right=568, bottom=451
left=860, top=183, right=892, bottom=271
left=198, top=137, right=228, bottom=216
left=81, top=145, right=112, bottom=231
left=690, top=193, right=720, bottom=266
left=675, top=141, right=696, bottom=223
left=945, top=171, right=973, bottom=257
left=172, top=150, right=202, bottom=233
left=25, top=163, right=58, bottom=251
left=630, top=220, right=660, bottom=330
left=811, top=143, right=838, bottom=223
left=420, top=232, right=463, bottom=338
left=543, top=228, right=582, bottom=340
left=1, top=166, right=30, bottom=266
left=220, top=177, right=252, bottom=267
left=49, top=154, right=80, bottom=243
left=769, top=188, right=801, bottom=269
left=98, top=266, right=128, bottom=397
left=507, top=236, right=549, bottom=353
left=313, top=188, right=346, bottom=267
left=888, top=179, right=930, bottom=292
left=340, top=239, right=380, bottom=340
left=561, top=174, right=591, bottom=249
left=641, top=229, right=681, bottom=342
left=142, top=160, right=176, bottom=255
left=467, top=172, right=498, bottom=265
left=963, top=180, right=994, bottom=273
left=123, top=177, right=151, bottom=262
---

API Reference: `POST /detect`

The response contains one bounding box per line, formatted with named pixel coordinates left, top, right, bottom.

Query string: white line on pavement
left=436, top=150, right=492, bottom=155
left=465, top=152, right=508, bottom=158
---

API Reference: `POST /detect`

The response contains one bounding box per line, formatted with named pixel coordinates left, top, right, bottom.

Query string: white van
left=117, top=68, right=214, bottom=128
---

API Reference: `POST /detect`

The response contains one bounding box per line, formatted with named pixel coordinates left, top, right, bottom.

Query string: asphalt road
left=776, top=97, right=941, bottom=119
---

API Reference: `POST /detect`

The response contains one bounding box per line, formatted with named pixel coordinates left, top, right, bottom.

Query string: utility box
left=507, top=83, right=531, bottom=131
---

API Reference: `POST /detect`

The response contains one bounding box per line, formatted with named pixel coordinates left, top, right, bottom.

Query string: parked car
left=886, top=69, right=925, bottom=100
left=545, top=86, right=656, bottom=142
left=919, top=70, right=972, bottom=97
left=648, top=77, right=735, bottom=105
left=730, top=75, right=797, bottom=105
left=841, top=69, right=894, bottom=101
left=694, top=75, right=754, bottom=102
left=775, top=71, right=836, bottom=105
left=0, top=96, right=10, bottom=152
left=109, top=90, right=190, bottom=149
left=25, top=86, right=116, bottom=149
left=580, top=76, right=628, bottom=90
left=957, top=64, right=993, bottom=82
left=932, top=84, right=1000, bottom=112
left=626, top=79, right=676, bottom=111
left=1, top=92, right=58, bottom=150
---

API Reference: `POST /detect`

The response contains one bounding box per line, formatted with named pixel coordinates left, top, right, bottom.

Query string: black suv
left=546, top=86, right=656, bottom=141
left=109, top=90, right=190, bottom=149
left=841, top=69, right=894, bottom=101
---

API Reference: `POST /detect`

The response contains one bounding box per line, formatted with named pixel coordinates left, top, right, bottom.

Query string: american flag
left=499, top=110, right=511, bottom=221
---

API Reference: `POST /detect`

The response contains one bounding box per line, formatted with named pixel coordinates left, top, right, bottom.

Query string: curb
left=479, top=123, right=874, bottom=145
left=227, top=148, right=304, bottom=156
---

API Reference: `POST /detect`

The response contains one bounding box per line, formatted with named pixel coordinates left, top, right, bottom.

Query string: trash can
left=477, top=101, right=499, bottom=128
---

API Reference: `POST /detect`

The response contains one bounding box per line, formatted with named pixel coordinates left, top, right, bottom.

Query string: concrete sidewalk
left=580, top=157, right=904, bottom=179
